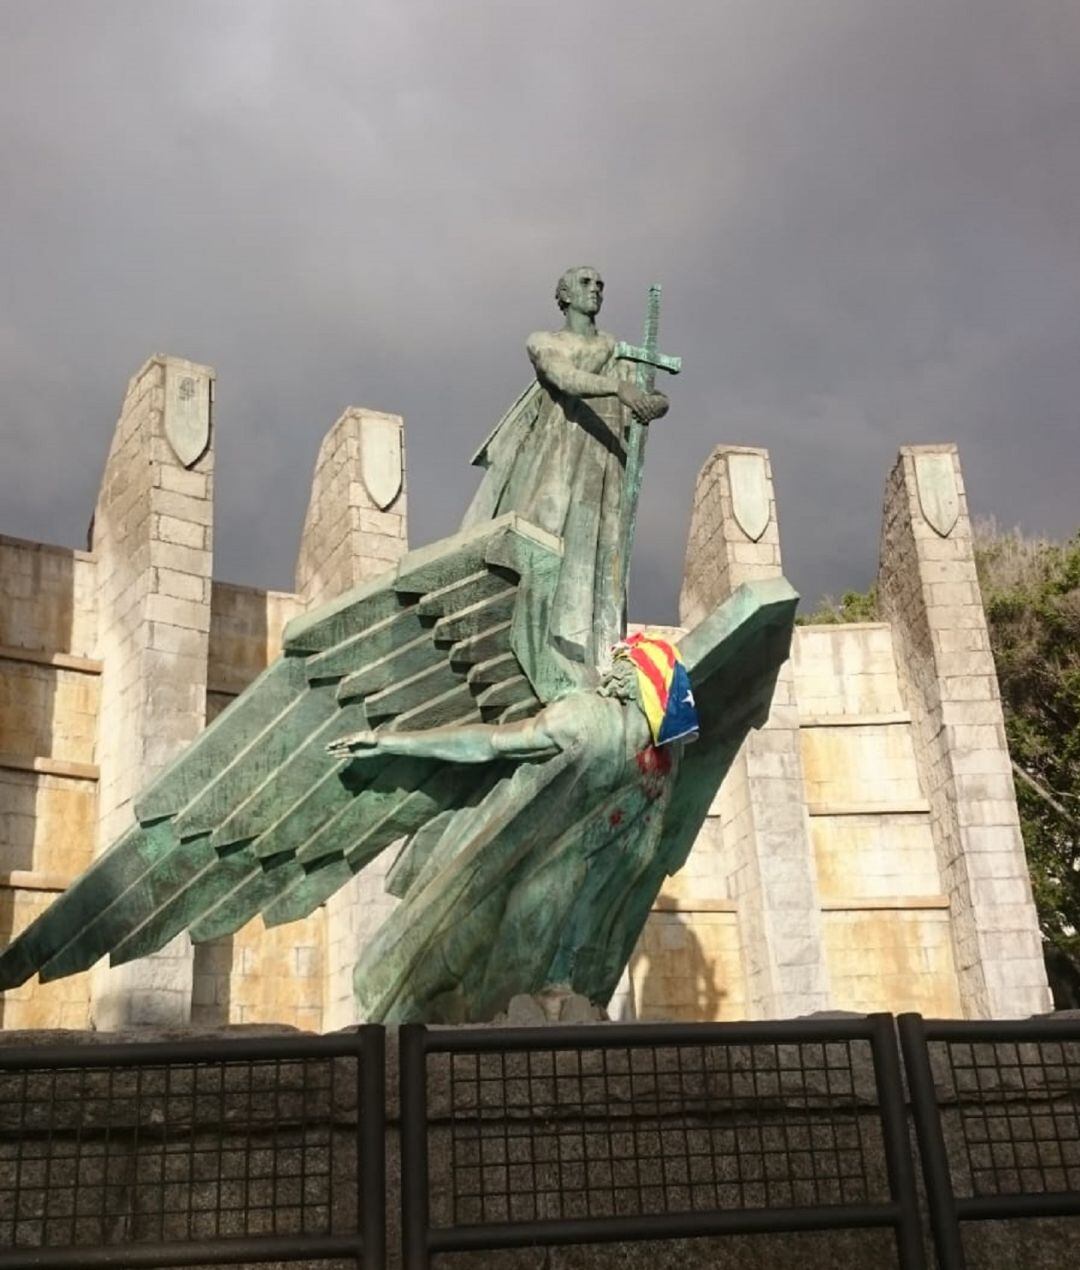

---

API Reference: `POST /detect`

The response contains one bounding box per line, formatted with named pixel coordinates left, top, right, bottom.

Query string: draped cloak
left=460, top=332, right=636, bottom=672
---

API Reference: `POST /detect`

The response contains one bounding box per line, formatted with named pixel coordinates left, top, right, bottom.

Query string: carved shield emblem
left=728, top=452, right=771, bottom=542
left=914, top=451, right=960, bottom=537
left=359, top=414, right=404, bottom=510
left=163, top=365, right=211, bottom=468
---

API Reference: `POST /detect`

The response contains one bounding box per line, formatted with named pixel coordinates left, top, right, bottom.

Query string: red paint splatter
left=635, top=745, right=674, bottom=800
left=635, top=745, right=672, bottom=777
left=609, top=809, right=624, bottom=827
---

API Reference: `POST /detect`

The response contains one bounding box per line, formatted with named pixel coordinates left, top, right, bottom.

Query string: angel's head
left=597, top=656, right=639, bottom=704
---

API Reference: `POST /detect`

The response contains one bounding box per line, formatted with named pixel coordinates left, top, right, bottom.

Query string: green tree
left=798, top=587, right=878, bottom=625
left=973, top=523, right=1080, bottom=964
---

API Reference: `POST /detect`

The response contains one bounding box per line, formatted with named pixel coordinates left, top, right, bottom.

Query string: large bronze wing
left=535, top=578, right=801, bottom=1009
left=660, top=578, right=800, bottom=876
left=0, top=515, right=571, bottom=991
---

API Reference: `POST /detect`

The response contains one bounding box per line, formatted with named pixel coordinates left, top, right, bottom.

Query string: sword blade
left=640, top=283, right=662, bottom=393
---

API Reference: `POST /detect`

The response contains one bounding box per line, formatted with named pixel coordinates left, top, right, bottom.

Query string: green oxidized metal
left=0, top=271, right=796, bottom=1024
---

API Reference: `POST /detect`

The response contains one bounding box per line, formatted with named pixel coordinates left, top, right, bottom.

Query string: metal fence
left=900, top=1012, right=1080, bottom=1270
left=0, top=1026, right=385, bottom=1270
left=3, top=1013, right=1080, bottom=1269
left=398, top=1013, right=925, bottom=1269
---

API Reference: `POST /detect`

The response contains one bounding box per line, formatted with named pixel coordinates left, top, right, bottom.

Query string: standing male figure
left=462, top=267, right=670, bottom=671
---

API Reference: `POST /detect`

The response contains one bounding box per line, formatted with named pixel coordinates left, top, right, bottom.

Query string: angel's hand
left=327, top=729, right=380, bottom=757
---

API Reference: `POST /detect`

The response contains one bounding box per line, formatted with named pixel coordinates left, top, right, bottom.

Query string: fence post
left=869, top=1013, right=927, bottom=1270
left=399, top=1023, right=430, bottom=1270
left=897, top=1013, right=968, bottom=1270
left=358, top=1025, right=387, bottom=1270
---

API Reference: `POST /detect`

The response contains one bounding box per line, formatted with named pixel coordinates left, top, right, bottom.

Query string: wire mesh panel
left=0, top=1028, right=385, bottom=1270
left=900, top=1013, right=1080, bottom=1270
left=400, top=1015, right=923, bottom=1269
left=946, top=1034, right=1080, bottom=1200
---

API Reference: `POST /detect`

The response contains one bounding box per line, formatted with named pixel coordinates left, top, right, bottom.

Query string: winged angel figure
left=0, top=269, right=797, bottom=1023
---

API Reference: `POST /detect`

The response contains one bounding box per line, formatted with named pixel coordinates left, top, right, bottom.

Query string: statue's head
left=555, top=266, right=604, bottom=317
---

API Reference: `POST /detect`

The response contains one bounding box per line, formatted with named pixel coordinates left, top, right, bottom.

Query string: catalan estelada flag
left=614, top=632, right=700, bottom=747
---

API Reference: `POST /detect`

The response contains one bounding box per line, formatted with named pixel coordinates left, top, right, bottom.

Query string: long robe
left=461, top=332, right=635, bottom=671
left=351, top=693, right=682, bottom=1023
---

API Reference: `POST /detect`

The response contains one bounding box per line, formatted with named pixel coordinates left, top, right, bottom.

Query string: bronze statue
left=462, top=266, right=672, bottom=669
left=0, top=271, right=797, bottom=1025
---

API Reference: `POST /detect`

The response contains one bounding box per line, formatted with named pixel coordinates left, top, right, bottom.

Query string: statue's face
left=560, top=267, right=604, bottom=317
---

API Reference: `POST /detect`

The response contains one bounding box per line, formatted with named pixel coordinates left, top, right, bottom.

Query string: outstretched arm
left=327, top=712, right=562, bottom=765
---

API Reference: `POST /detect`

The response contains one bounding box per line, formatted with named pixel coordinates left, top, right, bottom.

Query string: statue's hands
left=617, top=383, right=670, bottom=424
left=326, top=729, right=380, bottom=758
left=642, top=391, right=669, bottom=422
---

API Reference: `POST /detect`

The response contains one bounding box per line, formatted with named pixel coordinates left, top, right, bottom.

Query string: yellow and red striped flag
left=614, top=632, right=700, bottom=746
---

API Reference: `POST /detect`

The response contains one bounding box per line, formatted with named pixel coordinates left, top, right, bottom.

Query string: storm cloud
left=1, top=1, right=1078, bottom=619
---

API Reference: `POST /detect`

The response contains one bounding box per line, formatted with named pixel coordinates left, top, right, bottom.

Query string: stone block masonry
left=294, top=408, right=409, bottom=1031
left=877, top=444, right=1051, bottom=1017
left=676, top=445, right=832, bottom=1019
left=790, top=618, right=963, bottom=1017
left=0, top=370, right=408, bottom=1033
left=662, top=437, right=1049, bottom=1022
left=0, top=355, right=1053, bottom=1030
left=191, top=406, right=408, bottom=1034
left=295, top=407, right=407, bottom=609
left=0, top=539, right=100, bottom=1029
left=89, top=356, right=215, bottom=1029
left=191, top=581, right=317, bottom=1030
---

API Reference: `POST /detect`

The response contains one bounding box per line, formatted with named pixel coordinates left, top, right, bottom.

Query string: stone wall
left=191, top=581, right=321, bottom=1030
left=877, top=445, right=1051, bottom=1017
left=0, top=357, right=1051, bottom=1030
left=645, top=440, right=1048, bottom=1022
left=88, top=356, right=216, bottom=1029
left=628, top=905, right=746, bottom=1022
left=676, top=446, right=831, bottom=1020
left=292, top=407, right=408, bottom=1032
left=0, top=536, right=100, bottom=1030
left=0, top=363, right=411, bottom=1035
left=793, top=622, right=963, bottom=1018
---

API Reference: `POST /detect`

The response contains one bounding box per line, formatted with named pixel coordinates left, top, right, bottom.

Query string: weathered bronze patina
left=0, top=272, right=796, bottom=1024
left=462, top=266, right=676, bottom=669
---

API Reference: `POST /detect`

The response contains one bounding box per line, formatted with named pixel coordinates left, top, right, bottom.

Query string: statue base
left=491, top=984, right=609, bottom=1026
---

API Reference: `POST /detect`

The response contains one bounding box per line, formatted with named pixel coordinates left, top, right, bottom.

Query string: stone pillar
left=296, top=408, right=408, bottom=607
left=679, top=445, right=831, bottom=1018
left=90, top=356, right=215, bottom=1028
left=294, top=408, right=408, bottom=1030
left=877, top=444, right=1051, bottom=1017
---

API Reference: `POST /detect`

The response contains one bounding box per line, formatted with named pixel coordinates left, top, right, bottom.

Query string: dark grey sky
left=2, top=1, right=1078, bottom=622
